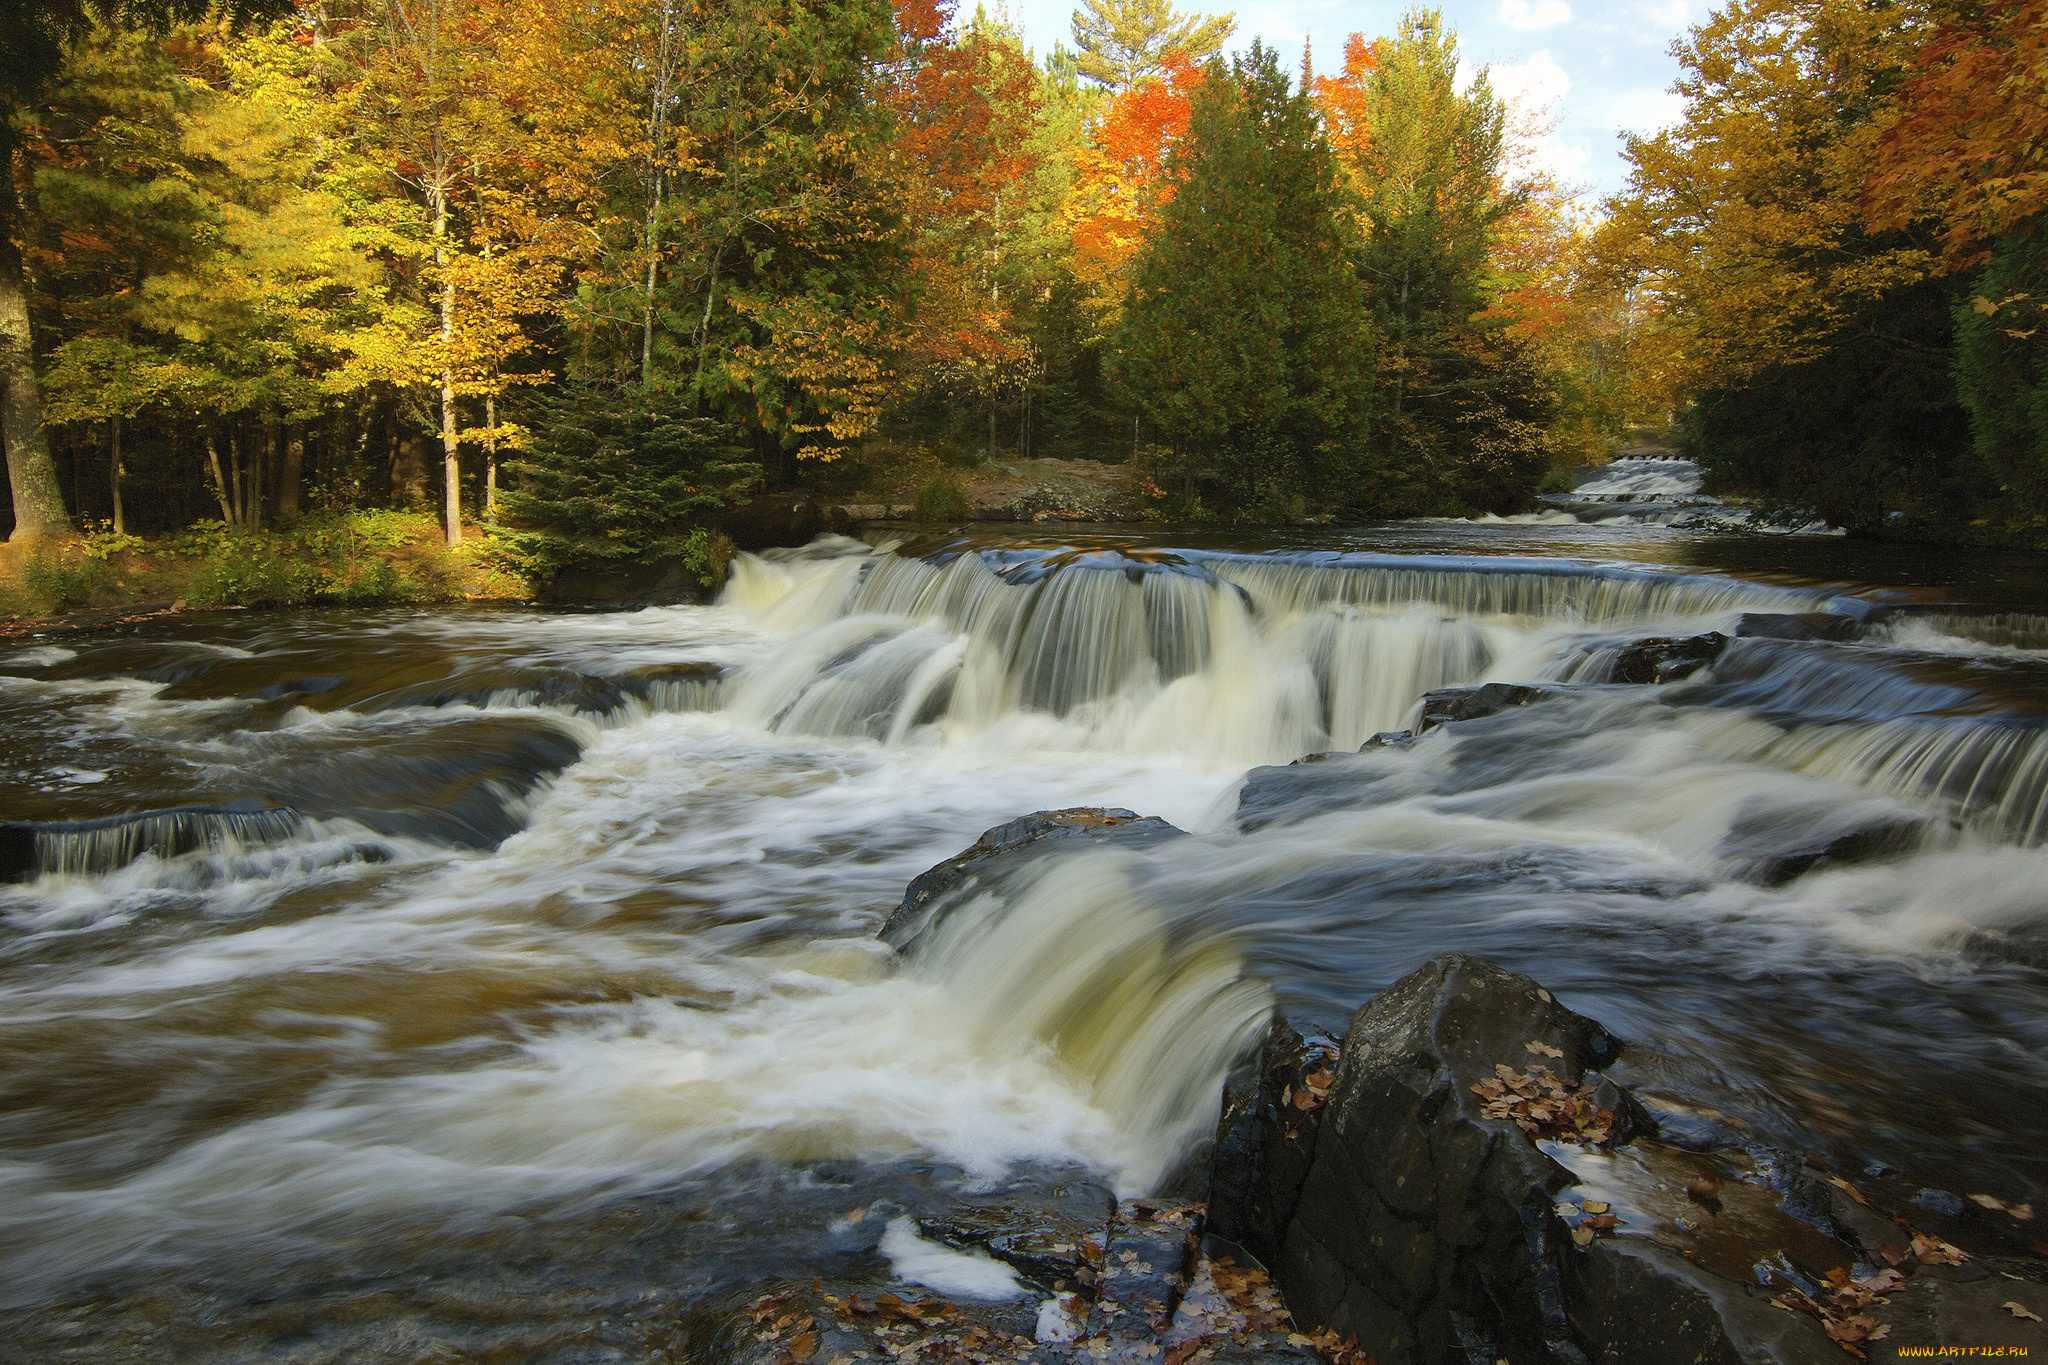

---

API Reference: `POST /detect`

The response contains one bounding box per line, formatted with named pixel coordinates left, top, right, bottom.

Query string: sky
left=996, top=0, right=1706, bottom=201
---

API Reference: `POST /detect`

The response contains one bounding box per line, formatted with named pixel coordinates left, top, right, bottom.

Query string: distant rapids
left=3, top=523, right=2046, bottom=1351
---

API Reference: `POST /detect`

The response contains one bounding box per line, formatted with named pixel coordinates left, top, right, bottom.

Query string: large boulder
left=1207, top=955, right=1899, bottom=1365
left=1251, top=953, right=1636, bottom=1364
left=536, top=555, right=710, bottom=605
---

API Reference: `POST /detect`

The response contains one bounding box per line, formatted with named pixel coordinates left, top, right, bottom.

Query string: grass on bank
left=0, top=511, right=530, bottom=620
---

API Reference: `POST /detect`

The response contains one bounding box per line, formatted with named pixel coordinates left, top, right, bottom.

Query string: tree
left=1, top=0, right=293, bottom=539
left=1063, top=54, right=1200, bottom=332
left=1112, top=42, right=1370, bottom=514
left=1865, top=0, right=2048, bottom=268
left=496, top=381, right=760, bottom=581
left=1326, top=8, right=1542, bottom=512
left=1069, top=0, right=1233, bottom=92
left=1600, top=0, right=1941, bottom=392
left=1599, top=0, right=1982, bottom=530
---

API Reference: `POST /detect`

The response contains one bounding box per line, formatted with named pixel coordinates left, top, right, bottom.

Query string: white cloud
left=1490, top=51, right=1591, bottom=187
left=1491, top=48, right=1573, bottom=114
left=1498, top=0, right=1573, bottom=31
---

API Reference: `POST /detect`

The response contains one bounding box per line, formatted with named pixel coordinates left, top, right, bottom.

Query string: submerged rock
left=880, top=808, right=1184, bottom=947
left=1609, top=631, right=1729, bottom=685
left=1732, top=613, right=1862, bottom=643
left=1415, top=682, right=1562, bottom=733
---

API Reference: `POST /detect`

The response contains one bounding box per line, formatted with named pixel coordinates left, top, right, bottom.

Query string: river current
left=3, top=515, right=2047, bottom=1355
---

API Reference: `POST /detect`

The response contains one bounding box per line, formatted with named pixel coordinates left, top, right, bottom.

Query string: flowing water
left=3, top=521, right=2047, bottom=1355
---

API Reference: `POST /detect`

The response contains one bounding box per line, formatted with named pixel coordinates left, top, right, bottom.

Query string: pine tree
left=1110, top=43, right=1370, bottom=515
left=1069, top=0, right=1234, bottom=92
left=1339, top=9, right=1531, bottom=513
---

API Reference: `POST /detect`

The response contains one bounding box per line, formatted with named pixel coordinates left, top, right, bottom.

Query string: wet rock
left=0, top=823, right=32, bottom=883
left=1609, top=632, right=1728, bottom=685
left=1227, top=954, right=1680, bottom=1365
left=1875, top=1263, right=2048, bottom=1354
left=1912, top=1188, right=1969, bottom=1220
left=1731, top=613, right=1861, bottom=643
left=880, top=808, right=1184, bottom=947
left=1096, top=1200, right=1202, bottom=1334
left=1564, top=1236, right=1833, bottom=1364
left=1415, top=682, right=1561, bottom=733
left=1359, top=730, right=1415, bottom=751
left=1720, top=812, right=1932, bottom=886
left=1207, top=1014, right=1342, bottom=1259
left=917, top=1179, right=1117, bottom=1293
left=721, top=491, right=854, bottom=551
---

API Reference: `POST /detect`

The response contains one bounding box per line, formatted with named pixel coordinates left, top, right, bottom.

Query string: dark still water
left=3, top=519, right=2046, bottom=1356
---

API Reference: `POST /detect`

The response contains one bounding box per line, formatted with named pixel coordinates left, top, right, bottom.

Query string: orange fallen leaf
left=2007, top=1302, right=2045, bottom=1323
left=1525, top=1040, right=1563, bottom=1058
left=1826, top=1176, right=1870, bottom=1206
left=1911, top=1233, right=1970, bottom=1266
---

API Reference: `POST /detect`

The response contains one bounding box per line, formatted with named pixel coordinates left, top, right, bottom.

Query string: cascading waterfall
left=6, top=528, right=2048, bottom=1349
left=716, top=541, right=1842, bottom=764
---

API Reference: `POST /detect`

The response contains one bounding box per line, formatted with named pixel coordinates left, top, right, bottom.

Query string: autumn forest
left=3, top=0, right=2046, bottom=585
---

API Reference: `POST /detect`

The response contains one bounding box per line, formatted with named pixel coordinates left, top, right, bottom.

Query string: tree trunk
left=483, top=392, right=497, bottom=518
left=642, top=175, right=662, bottom=388
left=0, top=232, right=71, bottom=540
left=229, top=424, right=247, bottom=527
left=109, top=414, right=123, bottom=535
left=279, top=421, right=304, bottom=524
left=433, top=184, right=462, bottom=545
left=204, top=424, right=235, bottom=524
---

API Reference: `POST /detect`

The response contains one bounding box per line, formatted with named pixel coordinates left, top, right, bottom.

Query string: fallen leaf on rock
left=1583, top=1200, right=1611, bottom=1215
left=1572, top=1226, right=1596, bottom=1247
left=2007, top=1302, right=2045, bottom=1323
left=1305, top=1326, right=1377, bottom=1365
left=1472, top=1062, right=1618, bottom=1145
left=785, top=1332, right=817, bottom=1362
left=1910, top=1233, right=1970, bottom=1266
left=1825, top=1176, right=1870, bottom=1207
left=1525, top=1040, right=1563, bottom=1058
left=1971, top=1194, right=2007, bottom=1212
left=1163, top=1341, right=1203, bottom=1365
left=1879, top=1243, right=1909, bottom=1267
left=1769, top=1269, right=1903, bottom=1355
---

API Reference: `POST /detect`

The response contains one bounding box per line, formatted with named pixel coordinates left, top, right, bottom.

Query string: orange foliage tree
left=1062, top=54, right=1202, bottom=330
left=1865, top=0, right=2048, bottom=267
left=884, top=0, right=1045, bottom=430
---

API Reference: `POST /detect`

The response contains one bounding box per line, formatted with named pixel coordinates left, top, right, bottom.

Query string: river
left=3, top=514, right=2046, bottom=1357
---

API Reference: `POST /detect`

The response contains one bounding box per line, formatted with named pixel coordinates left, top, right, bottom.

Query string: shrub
left=912, top=473, right=971, bottom=523
left=16, top=541, right=112, bottom=612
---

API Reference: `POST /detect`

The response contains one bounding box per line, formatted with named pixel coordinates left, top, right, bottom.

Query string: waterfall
left=9, top=805, right=307, bottom=880
left=717, top=543, right=1836, bottom=765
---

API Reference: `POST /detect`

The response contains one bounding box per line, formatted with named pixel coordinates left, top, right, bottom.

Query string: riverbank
left=0, top=511, right=528, bottom=633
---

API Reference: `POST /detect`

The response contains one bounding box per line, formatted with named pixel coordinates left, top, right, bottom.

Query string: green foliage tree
left=1069, top=0, right=1233, bottom=91
left=1954, top=233, right=2048, bottom=525
left=1111, top=42, right=1370, bottom=516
